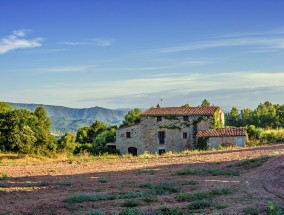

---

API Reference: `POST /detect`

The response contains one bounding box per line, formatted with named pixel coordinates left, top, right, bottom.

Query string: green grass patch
left=228, top=155, right=274, bottom=168
left=215, top=204, right=227, bottom=209
left=0, top=187, right=4, bottom=193
left=38, top=181, right=50, bottom=187
left=135, top=169, right=157, bottom=175
left=177, top=192, right=210, bottom=202
left=0, top=173, right=8, bottom=180
left=122, top=199, right=140, bottom=207
left=84, top=210, right=105, bottom=215
left=55, top=181, right=72, bottom=186
left=188, top=199, right=211, bottom=210
left=142, top=194, right=158, bottom=203
left=119, top=208, right=144, bottom=215
left=64, top=192, right=144, bottom=203
left=97, top=178, right=108, bottom=183
left=210, top=188, right=236, bottom=196
left=182, top=179, right=198, bottom=186
left=177, top=188, right=236, bottom=203
left=139, top=182, right=179, bottom=195
left=155, top=206, right=184, bottom=215
left=175, top=168, right=240, bottom=176
left=242, top=207, right=259, bottom=215
left=267, top=203, right=284, bottom=215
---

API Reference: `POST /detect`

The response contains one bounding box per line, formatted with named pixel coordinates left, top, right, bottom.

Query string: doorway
left=128, top=147, right=138, bottom=156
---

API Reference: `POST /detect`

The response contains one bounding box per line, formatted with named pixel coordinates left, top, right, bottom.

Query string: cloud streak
left=154, top=37, right=284, bottom=53
left=63, top=38, right=114, bottom=47
left=0, top=30, right=43, bottom=54
left=8, top=71, right=283, bottom=108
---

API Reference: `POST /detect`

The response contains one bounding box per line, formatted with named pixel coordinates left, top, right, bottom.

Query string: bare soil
left=0, top=144, right=284, bottom=215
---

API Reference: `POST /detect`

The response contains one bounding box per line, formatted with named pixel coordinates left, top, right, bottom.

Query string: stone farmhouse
left=114, top=105, right=245, bottom=155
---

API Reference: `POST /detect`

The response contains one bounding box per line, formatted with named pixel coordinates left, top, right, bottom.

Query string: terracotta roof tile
left=141, top=106, right=219, bottom=116
left=196, top=128, right=246, bottom=138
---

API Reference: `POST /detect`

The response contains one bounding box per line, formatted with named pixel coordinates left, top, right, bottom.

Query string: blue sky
left=1, top=0, right=284, bottom=109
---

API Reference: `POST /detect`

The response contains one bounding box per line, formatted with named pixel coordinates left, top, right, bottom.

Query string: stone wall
left=115, top=124, right=144, bottom=155
left=115, top=113, right=220, bottom=155
left=208, top=136, right=246, bottom=148
left=141, top=115, right=214, bottom=154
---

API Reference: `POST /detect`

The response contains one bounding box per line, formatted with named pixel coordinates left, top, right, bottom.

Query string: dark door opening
left=158, top=149, right=165, bottom=155
left=128, top=147, right=138, bottom=156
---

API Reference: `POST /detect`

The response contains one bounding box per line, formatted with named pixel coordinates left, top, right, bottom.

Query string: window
left=157, top=116, right=162, bottom=121
left=158, top=131, right=165, bottom=144
left=183, top=116, right=189, bottom=121
left=126, top=132, right=131, bottom=138
left=183, top=132, right=188, bottom=139
left=159, top=149, right=166, bottom=155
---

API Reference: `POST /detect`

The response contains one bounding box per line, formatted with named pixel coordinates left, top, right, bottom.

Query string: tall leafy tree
left=122, top=108, right=142, bottom=126
left=201, top=99, right=210, bottom=107
left=0, top=102, right=12, bottom=113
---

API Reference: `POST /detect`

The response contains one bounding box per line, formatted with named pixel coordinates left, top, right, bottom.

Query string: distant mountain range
left=8, top=103, right=130, bottom=135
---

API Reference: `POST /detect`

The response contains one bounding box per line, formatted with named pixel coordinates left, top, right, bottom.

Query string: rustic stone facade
left=208, top=136, right=246, bottom=148
left=116, top=106, right=225, bottom=155
left=196, top=127, right=247, bottom=148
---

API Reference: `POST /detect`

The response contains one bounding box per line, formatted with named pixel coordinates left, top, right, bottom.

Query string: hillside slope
left=8, top=103, right=129, bottom=134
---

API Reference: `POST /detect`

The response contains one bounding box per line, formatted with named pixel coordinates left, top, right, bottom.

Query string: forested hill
left=8, top=103, right=129, bottom=135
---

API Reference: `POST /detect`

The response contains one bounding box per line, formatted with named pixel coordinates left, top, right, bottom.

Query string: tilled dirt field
left=0, top=144, right=284, bottom=215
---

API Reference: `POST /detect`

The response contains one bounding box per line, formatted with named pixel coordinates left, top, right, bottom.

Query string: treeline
left=225, top=101, right=284, bottom=128
left=0, top=102, right=120, bottom=155
left=225, top=101, right=284, bottom=144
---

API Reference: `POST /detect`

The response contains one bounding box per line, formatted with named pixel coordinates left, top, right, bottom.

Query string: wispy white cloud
left=63, top=38, right=114, bottom=47
left=91, top=38, right=114, bottom=46
left=34, top=66, right=94, bottom=73
left=0, top=30, right=43, bottom=54
left=154, top=37, right=284, bottom=54
left=9, top=71, right=283, bottom=108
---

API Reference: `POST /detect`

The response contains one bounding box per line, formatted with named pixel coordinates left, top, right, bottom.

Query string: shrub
left=122, top=199, right=140, bottom=207
left=242, top=207, right=259, bottom=215
left=194, top=137, right=209, bottom=150
left=119, top=208, right=144, bottom=215
left=143, top=194, right=158, bottom=203
left=84, top=210, right=106, bottom=215
left=210, top=188, right=236, bottom=196
left=155, top=206, right=184, bottom=215
left=228, top=155, right=274, bottom=168
left=177, top=192, right=209, bottom=202
left=267, top=203, right=284, bottom=215
left=182, top=179, right=198, bottom=186
left=140, top=182, right=179, bottom=195
left=175, top=168, right=240, bottom=176
left=188, top=199, right=211, bottom=210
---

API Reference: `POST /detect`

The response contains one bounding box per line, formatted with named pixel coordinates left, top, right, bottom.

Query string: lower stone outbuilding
left=196, top=127, right=247, bottom=148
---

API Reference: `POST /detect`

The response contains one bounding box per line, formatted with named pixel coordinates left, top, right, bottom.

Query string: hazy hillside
left=8, top=103, right=129, bottom=135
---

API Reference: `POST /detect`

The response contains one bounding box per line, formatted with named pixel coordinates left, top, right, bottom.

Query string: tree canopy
left=225, top=101, right=284, bottom=129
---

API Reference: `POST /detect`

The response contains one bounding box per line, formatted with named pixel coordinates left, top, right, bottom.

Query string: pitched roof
left=196, top=128, right=246, bottom=138
left=141, top=106, right=219, bottom=116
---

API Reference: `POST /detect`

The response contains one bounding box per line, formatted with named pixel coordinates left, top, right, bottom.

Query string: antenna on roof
left=160, top=98, right=163, bottom=107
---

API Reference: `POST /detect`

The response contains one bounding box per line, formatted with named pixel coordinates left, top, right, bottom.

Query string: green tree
left=59, top=132, right=77, bottom=153
left=225, top=107, right=240, bottom=126
left=122, top=108, right=142, bottom=126
left=0, top=102, right=12, bottom=113
left=183, top=104, right=190, bottom=107
left=201, top=99, right=210, bottom=107
left=0, top=109, right=37, bottom=153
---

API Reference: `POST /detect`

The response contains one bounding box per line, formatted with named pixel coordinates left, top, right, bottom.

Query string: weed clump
left=139, top=182, right=179, bottom=195
left=175, top=168, right=240, bottom=176
left=188, top=199, right=211, bottom=210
